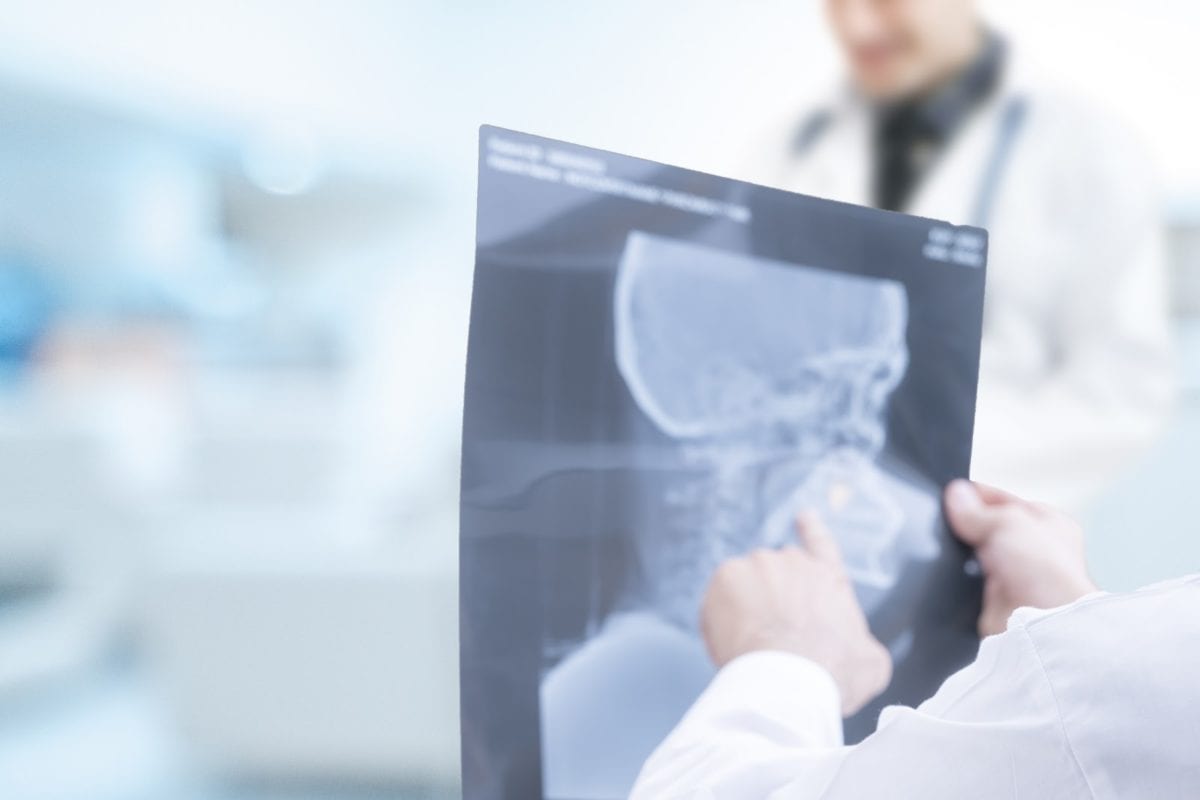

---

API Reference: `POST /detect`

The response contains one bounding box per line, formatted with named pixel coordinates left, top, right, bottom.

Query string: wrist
left=735, top=629, right=890, bottom=717
left=712, top=650, right=845, bottom=745
left=1049, top=567, right=1099, bottom=606
left=1066, top=573, right=1100, bottom=602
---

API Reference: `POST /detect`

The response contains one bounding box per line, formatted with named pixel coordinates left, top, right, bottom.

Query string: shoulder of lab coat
left=969, top=66, right=1176, bottom=509
left=629, top=574, right=1200, bottom=799
left=734, top=80, right=871, bottom=205
left=1014, top=574, right=1200, bottom=798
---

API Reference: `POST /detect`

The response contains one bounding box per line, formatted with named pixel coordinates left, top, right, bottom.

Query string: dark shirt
left=872, top=33, right=1006, bottom=212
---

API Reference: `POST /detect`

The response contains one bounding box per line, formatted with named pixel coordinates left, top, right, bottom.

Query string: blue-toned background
left=0, top=2, right=1196, bottom=798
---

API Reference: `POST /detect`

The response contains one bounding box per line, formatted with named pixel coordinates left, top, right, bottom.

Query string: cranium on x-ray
left=614, top=231, right=938, bottom=627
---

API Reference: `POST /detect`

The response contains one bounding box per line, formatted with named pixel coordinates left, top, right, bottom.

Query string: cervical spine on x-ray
left=614, top=232, right=934, bottom=624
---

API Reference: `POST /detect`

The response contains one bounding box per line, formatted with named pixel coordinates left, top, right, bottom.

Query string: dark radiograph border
left=461, top=126, right=987, bottom=800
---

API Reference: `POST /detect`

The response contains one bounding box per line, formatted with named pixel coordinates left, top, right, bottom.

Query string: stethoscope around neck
left=793, top=93, right=1030, bottom=229
left=970, top=95, right=1029, bottom=228
left=793, top=94, right=1030, bottom=586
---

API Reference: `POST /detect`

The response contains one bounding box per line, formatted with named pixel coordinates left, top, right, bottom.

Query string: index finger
left=795, top=511, right=843, bottom=567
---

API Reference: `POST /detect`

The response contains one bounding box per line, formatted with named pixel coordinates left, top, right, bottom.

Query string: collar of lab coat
left=797, top=43, right=1039, bottom=224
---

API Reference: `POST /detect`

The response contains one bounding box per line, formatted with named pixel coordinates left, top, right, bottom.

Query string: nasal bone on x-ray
left=614, top=231, right=939, bottom=611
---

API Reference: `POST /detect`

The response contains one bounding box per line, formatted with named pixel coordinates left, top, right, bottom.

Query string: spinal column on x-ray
left=614, top=232, right=937, bottom=626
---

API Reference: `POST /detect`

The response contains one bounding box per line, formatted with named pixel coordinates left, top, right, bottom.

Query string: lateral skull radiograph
left=539, top=233, right=943, bottom=799
left=461, top=127, right=987, bottom=800
left=614, top=231, right=939, bottom=623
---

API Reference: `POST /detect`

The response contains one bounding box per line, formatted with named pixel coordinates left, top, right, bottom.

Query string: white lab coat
left=630, top=574, right=1200, bottom=799
left=739, top=53, right=1173, bottom=511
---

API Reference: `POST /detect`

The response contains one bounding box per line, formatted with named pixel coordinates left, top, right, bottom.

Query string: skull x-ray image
left=613, top=232, right=935, bottom=621
left=461, top=127, right=988, bottom=800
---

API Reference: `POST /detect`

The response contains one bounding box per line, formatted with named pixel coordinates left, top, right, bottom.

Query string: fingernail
left=946, top=479, right=978, bottom=510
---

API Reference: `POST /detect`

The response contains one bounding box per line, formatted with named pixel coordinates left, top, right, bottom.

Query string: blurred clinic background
left=0, top=1, right=1198, bottom=798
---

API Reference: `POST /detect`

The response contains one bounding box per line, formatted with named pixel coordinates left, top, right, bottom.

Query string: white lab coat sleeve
left=972, top=114, right=1174, bottom=510
left=630, top=628, right=1092, bottom=799
left=628, top=651, right=846, bottom=800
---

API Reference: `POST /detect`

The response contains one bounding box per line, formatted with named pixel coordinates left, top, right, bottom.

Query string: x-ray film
left=461, top=126, right=988, bottom=800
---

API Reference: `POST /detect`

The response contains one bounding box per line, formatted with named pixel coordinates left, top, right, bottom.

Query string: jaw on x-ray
left=540, top=232, right=941, bottom=799
left=461, top=125, right=987, bottom=800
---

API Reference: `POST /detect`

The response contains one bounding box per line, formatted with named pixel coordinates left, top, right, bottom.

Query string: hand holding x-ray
left=944, top=480, right=1097, bottom=635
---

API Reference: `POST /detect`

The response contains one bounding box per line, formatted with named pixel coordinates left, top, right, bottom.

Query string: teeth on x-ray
left=614, top=232, right=928, bottom=617
left=759, top=448, right=911, bottom=588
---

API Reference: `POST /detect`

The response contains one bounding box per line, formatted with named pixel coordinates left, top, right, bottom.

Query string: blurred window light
left=0, top=256, right=56, bottom=375
left=241, top=125, right=323, bottom=196
left=117, top=148, right=218, bottom=275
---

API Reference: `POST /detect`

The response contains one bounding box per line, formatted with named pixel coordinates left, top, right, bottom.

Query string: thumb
left=944, top=479, right=1002, bottom=547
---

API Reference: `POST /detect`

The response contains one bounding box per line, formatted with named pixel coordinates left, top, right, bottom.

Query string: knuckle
left=753, top=548, right=786, bottom=571
left=1028, top=500, right=1054, bottom=516
left=875, top=643, right=894, bottom=684
left=996, top=505, right=1029, bottom=528
left=1063, top=518, right=1085, bottom=541
left=711, top=559, right=740, bottom=584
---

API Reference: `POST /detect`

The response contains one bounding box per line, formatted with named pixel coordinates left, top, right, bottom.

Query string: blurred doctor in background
left=745, top=0, right=1173, bottom=510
